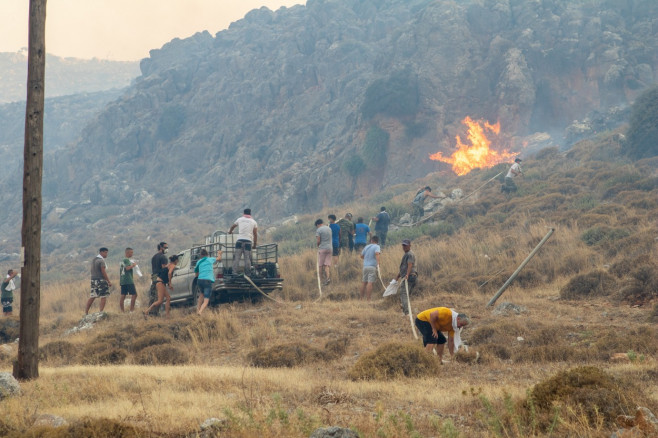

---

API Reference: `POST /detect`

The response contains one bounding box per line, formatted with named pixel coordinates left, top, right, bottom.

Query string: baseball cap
left=401, top=239, right=411, bottom=246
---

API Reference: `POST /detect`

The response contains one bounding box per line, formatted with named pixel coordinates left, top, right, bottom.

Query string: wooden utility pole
left=14, top=0, right=47, bottom=380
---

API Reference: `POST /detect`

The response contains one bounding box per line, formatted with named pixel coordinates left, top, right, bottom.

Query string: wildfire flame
left=429, top=116, right=518, bottom=175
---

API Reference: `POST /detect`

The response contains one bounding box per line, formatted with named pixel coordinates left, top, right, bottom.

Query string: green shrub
left=248, top=343, right=329, bottom=367
left=626, top=86, right=658, bottom=159
left=362, top=125, right=389, bottom=167
left=40, top=340, right=77, bottom=364
left=529, top=366, right=644, bottom=428
left=348, top=343, right=439, bottom=380
left=342, top=153, right=366, bottom=178
left=130, top=332, right=174, bottom=352
left=79, top=343, right=128, bottom=365
left=559, top=270, right=617, bottom=299
left=361, top=68, right=419, bottom=119
left=134, top=345, right=189, bottom=365
left=580, top=226, right=630, bottom=246
left=0, top=318, right=19, bottom=343
left=569, top=194, right=599, bottom=211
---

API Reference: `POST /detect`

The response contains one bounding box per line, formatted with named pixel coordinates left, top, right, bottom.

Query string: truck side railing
left=190, top=231, right=279, bottom=277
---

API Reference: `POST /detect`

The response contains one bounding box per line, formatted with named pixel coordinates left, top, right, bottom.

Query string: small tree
left=363, top=125, right=390, bottom=168
left=361, top=67, right=419, bottom=119
left=342, top=153, right=365, bottom=178
left=626, top=86, right=658, bottom=159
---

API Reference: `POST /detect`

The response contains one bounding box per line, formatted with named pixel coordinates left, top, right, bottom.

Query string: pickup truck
left=167, top=231, right=283, bottom=305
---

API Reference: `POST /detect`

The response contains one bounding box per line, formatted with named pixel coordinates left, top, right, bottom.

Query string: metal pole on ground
left=486, top=228, right=555, bottom=307
left=315, top=252, right=323, bottom=302
left=403, top=279, right=419, bottom=340
left=376, top=265, right=386, bottom=290
left=460, top=171, right=503, bottom=203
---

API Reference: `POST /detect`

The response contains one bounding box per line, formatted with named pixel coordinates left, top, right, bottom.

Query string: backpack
left=412, top=190, right=425, bottom=204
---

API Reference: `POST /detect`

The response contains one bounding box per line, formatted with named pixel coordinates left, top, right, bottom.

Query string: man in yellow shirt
left=415, top=307, right=470, bottom=361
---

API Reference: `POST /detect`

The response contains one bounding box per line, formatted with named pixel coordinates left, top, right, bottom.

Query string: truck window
left=176, top=251, right=190, bottom=270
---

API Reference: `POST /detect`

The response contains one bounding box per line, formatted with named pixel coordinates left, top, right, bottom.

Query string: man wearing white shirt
left=228, top=208, right=258, bottom=275
left=503, top=158, right=523, bottom=193
left=359, top=235, right=381, bottom=301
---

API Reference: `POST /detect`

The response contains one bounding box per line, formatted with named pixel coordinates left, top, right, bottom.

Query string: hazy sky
left=1, top=0, right=303, bottom=61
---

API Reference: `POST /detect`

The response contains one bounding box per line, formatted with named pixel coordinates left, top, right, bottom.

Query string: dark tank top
left=158, top=266, right=170, bottom=285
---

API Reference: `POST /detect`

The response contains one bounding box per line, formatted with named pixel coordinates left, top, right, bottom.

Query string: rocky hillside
left=0, top=89, right=125, bottom=172
left=0, top=52, right=139, bottom=103
left=1, top=0, right=657, bottom=264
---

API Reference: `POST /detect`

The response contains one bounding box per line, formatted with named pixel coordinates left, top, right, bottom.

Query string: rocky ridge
left=0, top=0, right=657, bottom=266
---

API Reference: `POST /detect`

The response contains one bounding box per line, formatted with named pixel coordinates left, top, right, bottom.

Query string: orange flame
left=430, top=117, right=517, bottom=175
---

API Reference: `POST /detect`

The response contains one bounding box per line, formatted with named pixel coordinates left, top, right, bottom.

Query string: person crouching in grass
left=415, top=307, right=470, bottom=363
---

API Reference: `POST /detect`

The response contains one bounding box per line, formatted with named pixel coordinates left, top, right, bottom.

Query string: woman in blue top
left=195, top=248, right=222, bottom=315
left=354, top=217, right=370, bottom=252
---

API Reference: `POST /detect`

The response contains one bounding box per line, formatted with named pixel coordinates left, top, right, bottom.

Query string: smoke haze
left=0, top=0, right=302, bottom=61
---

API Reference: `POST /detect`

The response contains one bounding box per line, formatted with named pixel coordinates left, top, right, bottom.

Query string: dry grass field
left=1, top=135, right=657, bottom=437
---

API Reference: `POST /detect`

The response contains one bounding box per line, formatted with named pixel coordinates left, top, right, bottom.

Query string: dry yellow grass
left=2, top=137, right=658, bottom=436
left=2, top=278, right=657, bottom=436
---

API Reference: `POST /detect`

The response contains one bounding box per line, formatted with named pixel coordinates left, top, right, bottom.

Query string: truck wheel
left=192, top=283, right=201, bottom=307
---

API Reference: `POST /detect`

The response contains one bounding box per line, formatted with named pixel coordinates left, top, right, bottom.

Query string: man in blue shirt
left=328, top=214, right=341, bottom=267
left=195, top=248, right=222, bottom=315
left=360, top=235, right=381, bottom=301
left=354, top=217, right=370, bottom=252
left=371, top=206, right=391, bottom=247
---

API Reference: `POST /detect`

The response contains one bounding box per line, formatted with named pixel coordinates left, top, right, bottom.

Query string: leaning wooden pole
left=15, top=0, right=47, bottom=381
left=486, top=228, right=555, bottom=308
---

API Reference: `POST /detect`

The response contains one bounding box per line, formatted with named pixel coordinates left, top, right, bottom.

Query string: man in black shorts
left=147, top=242, right=168, bottom=316
left=119, top=247, right=138, bottom=312
left=85, top=247, right=112, bottom=315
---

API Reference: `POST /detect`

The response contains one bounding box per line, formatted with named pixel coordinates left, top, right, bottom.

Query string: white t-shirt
left=506, top=162, right=521, bottom=178
left=234, top=216, right=257, bottom=242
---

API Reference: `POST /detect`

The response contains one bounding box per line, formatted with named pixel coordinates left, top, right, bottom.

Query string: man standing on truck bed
left=229, top=208, right=258, bottom=275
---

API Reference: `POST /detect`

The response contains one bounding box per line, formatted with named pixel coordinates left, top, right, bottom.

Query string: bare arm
left=375, top=252, right=380, bottom=266
left=168, top=264, right=175, bottom=288
left=101, top=264, right=112, bottom=287
left=429, top=310, right=439, bottom=338
left=405, top=262, right=413, bottom=280
left=317, top=235, right=321, bottom=247
left=252, top=227, right=258, bottom=247
left=447, top=336, right=455, bottom=356
left=228, top=223, right=237, bottom=234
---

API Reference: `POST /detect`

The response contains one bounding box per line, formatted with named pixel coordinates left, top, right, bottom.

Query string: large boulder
left=309, top=426, right=359, bottom=438
left=0, top=372, right=21, bottom=399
